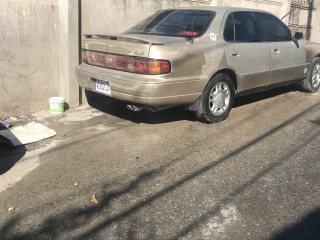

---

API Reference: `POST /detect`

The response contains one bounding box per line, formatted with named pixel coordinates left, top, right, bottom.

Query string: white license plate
left=95, top=79, right=111, bottom=96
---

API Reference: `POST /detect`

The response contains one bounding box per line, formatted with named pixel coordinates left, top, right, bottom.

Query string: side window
left=232, top=12, right=262, bottom=42
left=254, top=12, right=292, bottom=42
left=223, top=14, right=235, bottom=42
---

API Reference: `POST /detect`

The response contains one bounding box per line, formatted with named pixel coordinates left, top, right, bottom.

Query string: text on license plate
left=95, top=79, right=111, bottom=96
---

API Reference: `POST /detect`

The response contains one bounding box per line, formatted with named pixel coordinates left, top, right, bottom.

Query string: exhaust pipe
left=126, top=104, right=143, bottom=112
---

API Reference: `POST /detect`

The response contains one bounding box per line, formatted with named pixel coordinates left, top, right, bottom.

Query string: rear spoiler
left=84, top=34, right=164, bottom=45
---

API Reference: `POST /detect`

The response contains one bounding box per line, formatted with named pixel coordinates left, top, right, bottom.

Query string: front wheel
left=195, top=73, right=235, bottom=123
left=301, top=57, right=320, bottom=93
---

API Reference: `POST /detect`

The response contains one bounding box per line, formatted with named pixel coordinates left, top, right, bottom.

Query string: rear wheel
left=195, top=73, right=235, bottom=123
left=301, top=57, right=320, bottom=93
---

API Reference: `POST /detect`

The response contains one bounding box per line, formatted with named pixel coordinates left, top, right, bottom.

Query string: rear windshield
left=125, top=10, right=215, bottom=37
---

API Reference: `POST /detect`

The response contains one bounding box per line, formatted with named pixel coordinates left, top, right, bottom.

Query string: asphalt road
left=0, top=86, right=320, bottom=240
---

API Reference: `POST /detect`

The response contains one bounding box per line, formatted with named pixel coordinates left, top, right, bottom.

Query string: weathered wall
left=0, top=0, right=79, bottom=117
left=82, top=0, right=292, bottom=35
left=82, top=0, right=211, bottom=35
left=58, top=0, right=80, bottom=109
left=311, top=1, right=320, bottom=42
left=211, top=0, right=291, bottom=22
left=0, top=0, right=59, bottom=116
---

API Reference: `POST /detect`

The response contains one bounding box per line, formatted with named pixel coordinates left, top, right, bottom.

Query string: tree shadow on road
left=1, top=101, right=319, bottom=239
left=272, top=208, right=320, bottom=240
left=310, top=119, right=320, bottom=126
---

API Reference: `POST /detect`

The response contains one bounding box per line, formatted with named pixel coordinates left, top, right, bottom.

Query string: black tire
left=301, top=57, right=320, bottom=93
left=195, top=73, right=235, bottom=123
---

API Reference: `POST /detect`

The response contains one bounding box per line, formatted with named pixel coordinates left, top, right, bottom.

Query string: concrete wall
left=0, top=0, right=79, bottom=117
left=81, top=0, right=211, bottom=35
left=82, top=0, right=291, bottom=35
left=211, top=0, right=291, bottom=22
left=311, top=1, right=320, bottom=42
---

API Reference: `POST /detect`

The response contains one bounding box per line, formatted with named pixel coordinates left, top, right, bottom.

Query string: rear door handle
left=231, top=52, right=239, bottom=57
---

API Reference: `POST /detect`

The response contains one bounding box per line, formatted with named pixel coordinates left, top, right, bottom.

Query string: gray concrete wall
left=311, top=0, right=320, bottom=42
left=0, top=0, right=79, bottom=117
left=81, top=0, right=211, bottom=35
left=81, top=0, right=292, bottom=35
left=211, top=0, right=291, bottom=22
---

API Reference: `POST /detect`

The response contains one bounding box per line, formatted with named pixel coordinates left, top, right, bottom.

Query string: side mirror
left=294, top=32, right=304, bottom=41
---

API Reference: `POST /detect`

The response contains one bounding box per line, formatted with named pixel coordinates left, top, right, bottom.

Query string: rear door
left=224, top=11, right=270, bottom=91
left=253, top=12, right=306, bottom=85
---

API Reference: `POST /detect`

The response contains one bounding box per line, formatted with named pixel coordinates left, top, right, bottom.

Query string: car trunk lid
left=83, top=33, right=187, bottom=57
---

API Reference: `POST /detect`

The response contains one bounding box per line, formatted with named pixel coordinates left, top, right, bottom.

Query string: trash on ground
left=91, top=194, right=100, bottom=205
left=0, top=118, right=9, bottom=129
left=0, top=121, right=56, bottom=146
left=49, top=97, right=65, bottom=114
left=8, top=207, right=15, bottom=212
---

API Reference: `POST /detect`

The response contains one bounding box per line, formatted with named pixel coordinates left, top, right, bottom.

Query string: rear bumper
left=75, top=64, right=202, bottom=106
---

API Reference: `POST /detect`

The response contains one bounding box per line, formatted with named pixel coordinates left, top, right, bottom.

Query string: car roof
left=164, top=6, right=269, bottom=14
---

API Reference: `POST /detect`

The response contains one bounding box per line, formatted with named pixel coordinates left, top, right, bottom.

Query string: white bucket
left=49, top=97, right=65, bottom=114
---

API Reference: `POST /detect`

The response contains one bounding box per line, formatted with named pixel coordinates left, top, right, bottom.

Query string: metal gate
left=288, top=0, right=316, bottom=40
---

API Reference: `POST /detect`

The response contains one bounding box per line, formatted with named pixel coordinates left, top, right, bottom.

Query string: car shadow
left=0, top=129, right=27, bottom=175
left=233, top=85, right=299, bottom=108
left=85, top=85, right=300, bottom=124
left=85, top=90, right=197, bottom=124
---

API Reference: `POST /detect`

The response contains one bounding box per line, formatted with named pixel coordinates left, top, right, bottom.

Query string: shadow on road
left=1, top=100, right=319, bottom=239
left=0, top=130, right=26, bottom=175
left=310, top=119, right=320, bottom=126
left=272, top=208, right=320, bottom=240
left=85, top=86, right=299, bottom=124
left=233, top=85, right=299, bottom=108
left=85, top=90, right=197, bottom=124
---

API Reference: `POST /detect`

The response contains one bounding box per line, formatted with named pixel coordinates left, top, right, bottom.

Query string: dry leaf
left=8, top=207, right=15, bottom=212
left=91, top=194, right=100, bottom=205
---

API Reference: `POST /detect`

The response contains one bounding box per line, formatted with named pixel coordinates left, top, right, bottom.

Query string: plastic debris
left=8, top=207, right=15, bottom=212
left=0, top=121, right=56, bottom=146
left=1, top=118, right=9, bottom=129
left=9, top=117, right=18, bottom=122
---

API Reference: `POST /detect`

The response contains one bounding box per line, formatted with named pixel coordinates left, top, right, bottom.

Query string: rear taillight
left=82, top=50, right=171, bottom=75
left=82, top=50, right=88, bottom=63
left=133, top=60, right=171, bottom=74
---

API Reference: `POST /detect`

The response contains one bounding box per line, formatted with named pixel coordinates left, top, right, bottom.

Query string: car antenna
left=281, top=8, right=296, bottom=20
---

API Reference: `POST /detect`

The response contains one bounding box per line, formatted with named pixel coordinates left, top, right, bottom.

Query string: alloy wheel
left=208, top=82, right=231, bottom=116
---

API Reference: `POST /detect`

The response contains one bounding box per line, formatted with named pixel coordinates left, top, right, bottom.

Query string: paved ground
left=0, top=86, right=320, bottom=240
